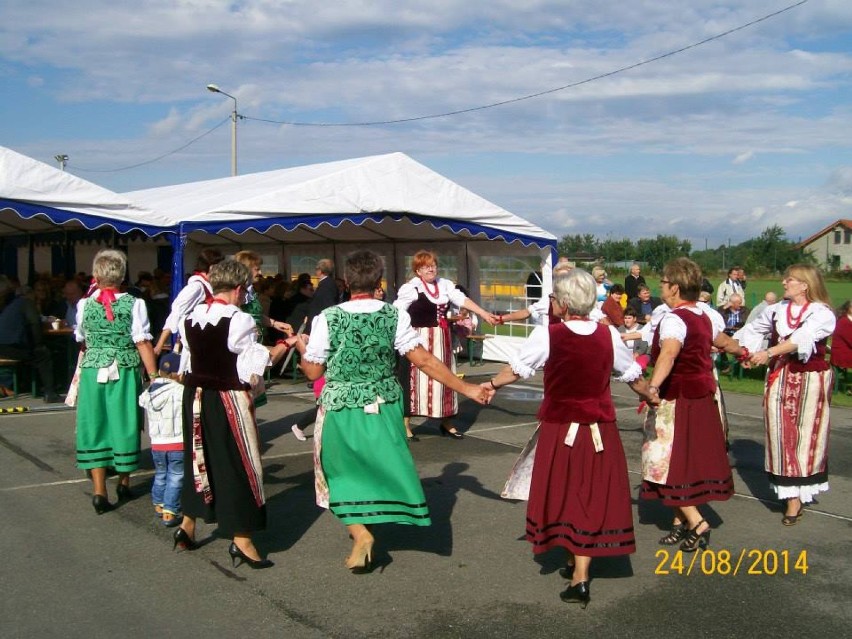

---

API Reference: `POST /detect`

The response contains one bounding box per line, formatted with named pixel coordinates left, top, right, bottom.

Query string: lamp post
left=206, top=84, right=238, bottom=176
left=54, top=154, right=69, bottom=171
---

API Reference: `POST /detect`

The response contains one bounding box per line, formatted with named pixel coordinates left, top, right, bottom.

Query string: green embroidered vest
left=241, top=294, right=265, bottom=341
left=80, top=294, right=142, bottom=368
left=321, top=304, right=402, bottom=411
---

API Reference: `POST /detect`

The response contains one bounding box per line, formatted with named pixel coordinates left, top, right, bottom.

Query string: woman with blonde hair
left=736, top=264, right=835, bottom=525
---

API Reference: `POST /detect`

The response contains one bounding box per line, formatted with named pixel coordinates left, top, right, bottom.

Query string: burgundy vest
left=537, top=323, right=616, bottom=424
left=408, top=292, right=446, bottom=328
left=651, top=307, right=716, bottom=400
left=182, top=315, right=246, bottom=391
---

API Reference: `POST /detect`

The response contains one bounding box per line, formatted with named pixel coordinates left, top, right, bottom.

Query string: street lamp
left=206, top=84, right=239, bottom=176
left=55, top=154, right=69, bottom=171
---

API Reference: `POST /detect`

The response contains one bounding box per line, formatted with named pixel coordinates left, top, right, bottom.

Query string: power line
left=246, top=0, right=808, bottom=127
left=73, top=117, right=231, bottom=173
left=70, top=0, right=808, bottom=172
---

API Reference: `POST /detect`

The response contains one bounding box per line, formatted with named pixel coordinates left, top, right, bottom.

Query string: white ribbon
left=96, top=361, right=120, bottom=384
left=364, top=395, right=386, bottom=415
left=564, top=422, right=604, bottom=453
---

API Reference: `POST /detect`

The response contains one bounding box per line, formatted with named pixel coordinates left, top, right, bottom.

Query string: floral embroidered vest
left=80, top=294, right=141, bottom=368
left=321, top=304, right=402, bottom=411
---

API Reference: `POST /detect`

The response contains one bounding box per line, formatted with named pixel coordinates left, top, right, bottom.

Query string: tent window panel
left=478, top=255, right=541, bottom=338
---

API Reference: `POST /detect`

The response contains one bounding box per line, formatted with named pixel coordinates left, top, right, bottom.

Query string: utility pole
left=54, top=154, right=69, bottom=171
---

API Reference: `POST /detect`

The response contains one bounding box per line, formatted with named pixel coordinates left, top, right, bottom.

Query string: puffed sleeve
left=610, top=325, right=643, bottom=382
left=508, top=325, right=549, bottom=379
left=445, top=280, right=467, bottom=308
left=393, top=279, right=418, bottom=311
left=131, top=296, right=153, bottom=343
left=734, top=303, right=776, bottom=352
left=658, top=313, right=687, bottom=345
left=303, top=312, right=330, bottom=364
left=527, top=297, right=550, bottom=326
left=790, top=304, right=836, bottom=362
left=74, top=297, right=89, bottom=343
left=163, top=280, right=205, bottom=333
left=228, top=311, right=271, bottom=383
left=395, top=307, right=425, bottom=355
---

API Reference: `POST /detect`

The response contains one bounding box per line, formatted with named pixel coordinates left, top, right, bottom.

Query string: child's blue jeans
left=151, top=449, right=184, bottom=515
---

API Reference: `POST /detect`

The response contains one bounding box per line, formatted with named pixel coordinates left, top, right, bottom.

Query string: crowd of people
left=7, top=247, right=848, bottom=608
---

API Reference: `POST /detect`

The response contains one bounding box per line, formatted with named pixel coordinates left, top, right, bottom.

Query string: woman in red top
left=831, top=300, right=852, bottom=371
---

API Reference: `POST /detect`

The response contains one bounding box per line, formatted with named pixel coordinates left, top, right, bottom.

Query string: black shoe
left=658, top=523, right=687, bottom=545
left=229, top=542, right=274, bottom=569
left=92, top=494, right=113, bottom=515
left=173, top=527, right=199, bottom=551
left=116, top=483, right=133, bottom=502
left=680, top=520, right=711, bottom=552
left=439, top=424, right=464, bottom=439
left=560, top=581, right=590, bottom=608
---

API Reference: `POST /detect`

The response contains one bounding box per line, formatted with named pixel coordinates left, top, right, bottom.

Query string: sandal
left=782, top=506, right=804, bottom=526
left=680, top=520, right=711, bottom=553
left=658, top=522, right=687, bottom=546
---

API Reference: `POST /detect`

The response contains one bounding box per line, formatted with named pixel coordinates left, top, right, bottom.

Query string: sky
left=2, top=0, right=851, bottom=249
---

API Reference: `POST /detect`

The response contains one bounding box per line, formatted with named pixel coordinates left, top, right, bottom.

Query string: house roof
left=796, top=219, right=852, bottom=248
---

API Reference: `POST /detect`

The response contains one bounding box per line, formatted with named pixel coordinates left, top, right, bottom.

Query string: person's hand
left=462, top=382, right=491, bottom=405
left=647, top=385, right=661, bottom=406
left=272, top=320, right=293, bottom=336
left=750, top=350, right=771, bottom=367
left=479, top=382, right=498, bottom=403
left=153, top=343, right=163, bottom=356
left=481, top=311, right=500, bottom=326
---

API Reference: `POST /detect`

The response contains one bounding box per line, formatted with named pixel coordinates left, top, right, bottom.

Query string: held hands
left=462, top=381, right=494, bottom=405
left=749, top=350, right=771, bottom=367
left=481, top=311, right=501, bottom=326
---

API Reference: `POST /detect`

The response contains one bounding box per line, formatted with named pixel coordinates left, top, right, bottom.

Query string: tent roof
left=0, top=146, right=172, bottom=237
left=125, top=152, right=556, bottom=248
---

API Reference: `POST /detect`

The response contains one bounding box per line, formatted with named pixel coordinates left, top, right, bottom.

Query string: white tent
left=125, top=152, right=556, bottom=360
left=0, top=146, right=173, bottom=278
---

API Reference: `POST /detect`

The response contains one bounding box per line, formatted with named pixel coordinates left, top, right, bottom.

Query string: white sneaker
left=291, top=424, right=307, bottom=441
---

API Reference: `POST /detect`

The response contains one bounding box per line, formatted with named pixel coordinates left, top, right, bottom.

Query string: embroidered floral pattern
left=641, top=400, right=676, bottom=484
left=321, top=305, right=402, bottom=411
left=80, top=295, right=141, bottom=368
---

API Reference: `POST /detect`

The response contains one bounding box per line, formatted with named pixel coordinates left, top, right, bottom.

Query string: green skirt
left=320, top=400, right=431, bottom=526
left=76, top=367, right=143, bottom=472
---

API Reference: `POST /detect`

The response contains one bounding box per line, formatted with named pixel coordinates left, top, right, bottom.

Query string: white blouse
left=639, top=301, right=723, bottom=345
left=304, top=299, right=424, bottom=364
left=509, top=320, right=643, bottom=383
left=735, top=301, right=836, bottom=363
left=394, top=277, right=467, bottom=311
left=163, top=275, right=213, bottom=333
left=75, top=292, right=152, bottom=344
left=177, top=303, right=270, bottom=383
left=656, top=304, right=723, bottom=346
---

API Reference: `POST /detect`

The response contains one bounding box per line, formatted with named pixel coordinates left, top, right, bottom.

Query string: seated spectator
left=600, top=284, right=625, bottom=327
left=0, top=275, right=60, bottom=402
left=619, top=308, right=650, bottom=369
left=717, top=294, right=748, bottom=373
left=58, top=278, right=86, bottom=329
left=746, top=291, right=778, bottom=324
left=627, top=285, right=662, bottom=325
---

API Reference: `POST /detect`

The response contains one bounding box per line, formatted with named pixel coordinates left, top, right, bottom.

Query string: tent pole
left=171, top=227, right=186, bottom=302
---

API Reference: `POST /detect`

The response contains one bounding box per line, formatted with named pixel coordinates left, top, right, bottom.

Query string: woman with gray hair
left=487, top=269, right=653, bottom=608
left=173, top=259, right=297, bottom=568
left=75, top=249, right=158, bottom=514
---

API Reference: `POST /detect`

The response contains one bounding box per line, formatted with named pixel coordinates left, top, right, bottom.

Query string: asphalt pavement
left=0, top=363, right=850, bottom=638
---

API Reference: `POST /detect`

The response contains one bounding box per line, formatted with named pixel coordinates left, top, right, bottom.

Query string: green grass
left=640, top=277, right=852, bottom=309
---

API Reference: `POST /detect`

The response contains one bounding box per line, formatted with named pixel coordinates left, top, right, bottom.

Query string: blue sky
left=2, top=0, right=851, bottom=248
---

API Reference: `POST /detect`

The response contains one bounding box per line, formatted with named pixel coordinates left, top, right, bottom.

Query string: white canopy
left=0, top=145, right=171, bottom=236
left=124, top=152, right=556, bottom=248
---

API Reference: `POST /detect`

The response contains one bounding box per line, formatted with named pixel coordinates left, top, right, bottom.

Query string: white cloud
left=733, top=151, right=755, bottom=165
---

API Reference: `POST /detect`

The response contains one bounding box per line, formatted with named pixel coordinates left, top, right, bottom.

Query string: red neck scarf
left=97, top=288, right=119, bottom=322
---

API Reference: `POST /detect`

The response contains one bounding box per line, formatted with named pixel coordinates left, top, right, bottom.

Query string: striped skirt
left=764, top=366, right=831, bottom=490
left=409, top=324, right=457, bottom=418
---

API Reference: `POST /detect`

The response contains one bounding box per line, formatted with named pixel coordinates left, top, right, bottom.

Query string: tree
left=557, top=233, right=599, bottom=256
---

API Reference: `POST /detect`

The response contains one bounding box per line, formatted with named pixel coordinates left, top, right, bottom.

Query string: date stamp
left=655, top=549, right=809, bottom=576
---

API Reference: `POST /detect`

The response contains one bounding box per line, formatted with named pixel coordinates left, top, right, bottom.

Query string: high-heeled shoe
left=116, top=483, right=133, bottom=502
left=680, top=520, right=711, bottom=552
left=559, top=581, right=590, bottom=608
left=658, top=522, right=687, bottom=545
left=173, top=527, right=199, bottom=552
left=439, top=424, right=464, bottom=439
left=92, top=494, right=113, bottom=515
left=228, top=542, right=274, bottom=569
left=345, top=538, right=374, bottom=574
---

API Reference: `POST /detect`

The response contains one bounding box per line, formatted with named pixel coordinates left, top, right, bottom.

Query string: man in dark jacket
left=306, top=258, right=338, bottom=333
left=626, top=285, right=662, bottom=325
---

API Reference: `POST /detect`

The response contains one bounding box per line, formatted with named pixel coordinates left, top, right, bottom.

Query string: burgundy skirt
left=641, top=394, right=734, bottom=506
left=526, top=420, right=635, bottom=557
